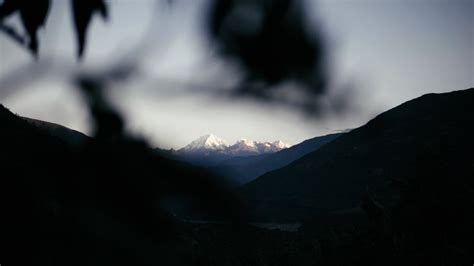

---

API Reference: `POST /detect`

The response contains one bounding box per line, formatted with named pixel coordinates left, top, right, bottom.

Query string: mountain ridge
left=239, top=88, right=474, bottom=222
left=211, top=133, right=342, bottom=185
left=166, top=134, right=291, bottom=166
left=179, top=134, right=290, bottom=153
left=22, top=117, right=89, bottom=146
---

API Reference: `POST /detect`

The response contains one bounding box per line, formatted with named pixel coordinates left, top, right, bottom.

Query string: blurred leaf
left=19, top=0, right=50, bottom=56
left=0, top=0, right=51, bottom=56
left=72, top=0, right=108, bottom=59
left=0, top=0, right=20, bottom=19
left=208, top=0, right=327, bottom=103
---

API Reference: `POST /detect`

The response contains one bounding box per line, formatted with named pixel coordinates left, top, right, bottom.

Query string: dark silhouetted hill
left=240, top=88, right=474, bottom=222
left=22, top=117, right=89, bottom=146
left=0, top=104, right=245, bottom=266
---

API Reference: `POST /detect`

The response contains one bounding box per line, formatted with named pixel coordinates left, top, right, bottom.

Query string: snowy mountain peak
left=183, top=133, right=227, bottom=151
left=235, top=138, right=256, bottom=147
left=272, top=140, right=291, bottom=149
left=179, top=134, right=290, bottom=156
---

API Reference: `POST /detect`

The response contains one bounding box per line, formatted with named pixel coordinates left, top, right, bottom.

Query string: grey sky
left=1, top=0, right=473, bottom=148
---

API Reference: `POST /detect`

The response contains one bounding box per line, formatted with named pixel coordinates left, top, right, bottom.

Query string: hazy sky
left=1, top=0, right=473, bottom=148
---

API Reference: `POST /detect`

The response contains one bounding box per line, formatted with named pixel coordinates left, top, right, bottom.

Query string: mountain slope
left=239, top=88, right=474, bottom=222
left=212, top=133, right=342, bottom=185
left=0, top=105, right=72, bottom=163
left=22, top=117, right=89, bottom=146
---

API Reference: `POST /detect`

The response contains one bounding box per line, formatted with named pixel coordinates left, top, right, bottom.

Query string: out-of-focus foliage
left=0, top=0, right=108, bottom=58
left=72, top=0, right=108, bottom=58
left=0, top=0, right=330, bottom=112
left=208, top=0, right=327, bottom=102
left=0, top=0, right=50, bottom=56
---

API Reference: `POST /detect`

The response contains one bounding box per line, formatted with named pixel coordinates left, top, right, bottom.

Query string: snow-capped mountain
left=180, top=134, right=290, bottom=154
left=172, top=134, right=290, bottom=166
left=181, top=134, right=227, bottom=151
left=227, top=138, right=290, bottom=156
left=228, top=139, right=258, bottom=155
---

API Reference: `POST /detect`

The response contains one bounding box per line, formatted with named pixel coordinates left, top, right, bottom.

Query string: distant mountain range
left=211, top=133, right=342, bottom=185
left=181, top=133, right=290, bottom=155
left=239, top=88, right=474, bottom=222
left=157, top=133, right=344, bottom=185
left=10, top=110, right=338, bottom=188
left=5, top=88, right=473, bottom=224
left=3, top=88, right=473, bottom=265
left=159, top=134, right=291, bottom=167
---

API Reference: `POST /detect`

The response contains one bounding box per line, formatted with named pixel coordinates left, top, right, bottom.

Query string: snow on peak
left=272, top=140, right=291, bottom=149
left=235, top=138, right=257, bottom=147
left=183, top=133, right=227, bottom=151
left=253, top=140, right=290, bottom=153
left=180, top=134, right=290, bottom=154
left=227, top=138, right=290, bottom=155
left=228, top=139, right=258, bottom=154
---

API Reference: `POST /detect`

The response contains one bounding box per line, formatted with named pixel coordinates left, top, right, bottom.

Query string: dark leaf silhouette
left=0, top=0, right=20, bottom=18
left=72, top=0, right=108, bottom=58
left=208, top=0, right=327, bottom=96
left=0, top=0, right=50, bottom=56
left=20, top=0, right=50, bottom=55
